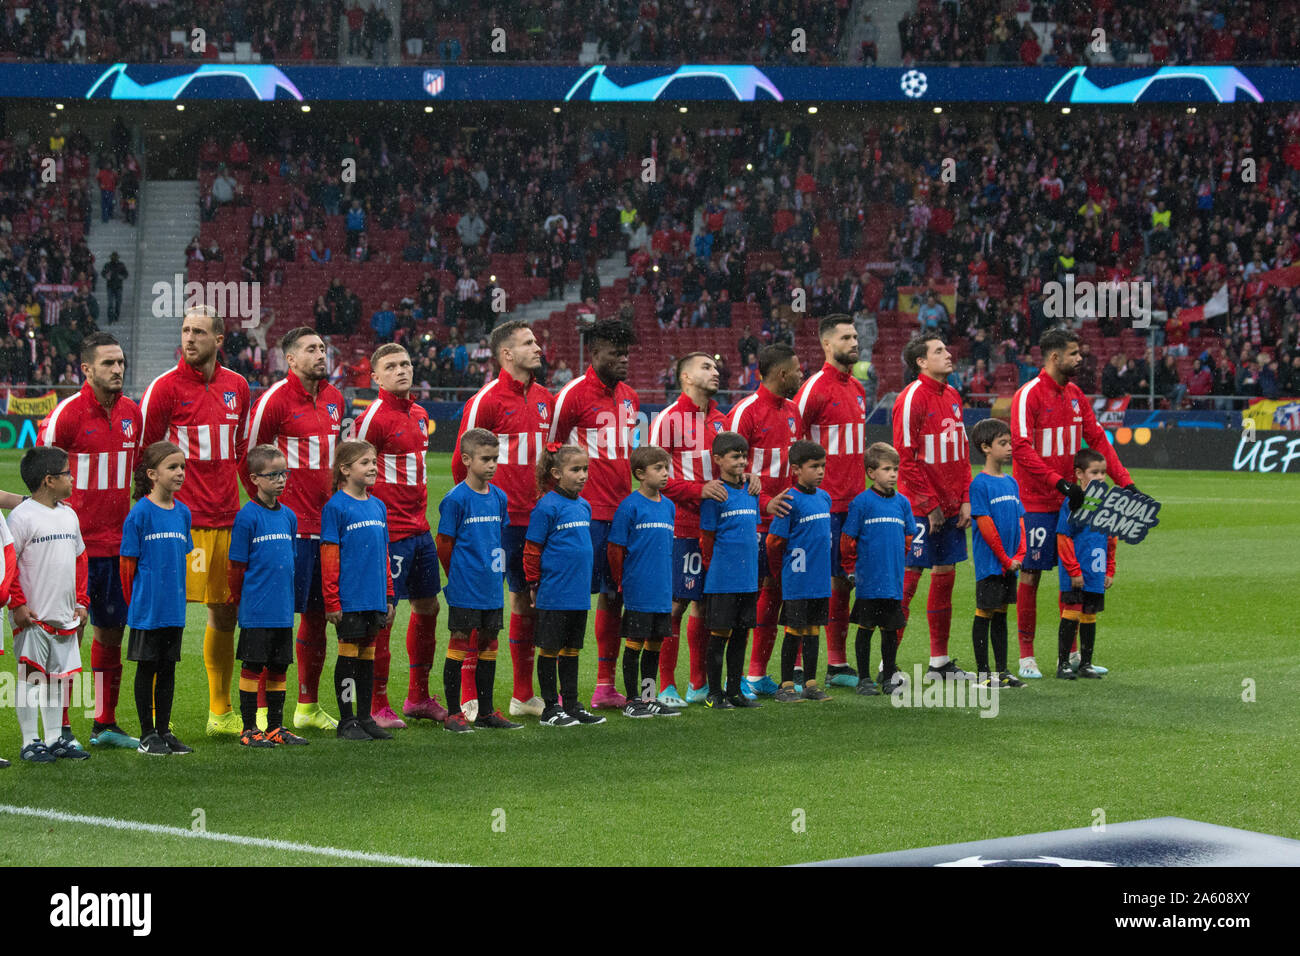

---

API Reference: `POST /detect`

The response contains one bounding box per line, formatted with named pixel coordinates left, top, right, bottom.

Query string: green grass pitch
left=0, top=452, right=1295, bottom=866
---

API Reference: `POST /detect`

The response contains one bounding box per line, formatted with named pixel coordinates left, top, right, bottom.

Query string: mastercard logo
left=1111, top=427, right=1152, bottom=446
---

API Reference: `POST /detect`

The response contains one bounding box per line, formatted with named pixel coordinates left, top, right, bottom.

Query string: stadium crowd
left=900, top=0, right=1300, bottom=66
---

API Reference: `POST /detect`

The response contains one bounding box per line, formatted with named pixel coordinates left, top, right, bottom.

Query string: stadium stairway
left=83, top=215, right=141, bottom=388
left=130, top=180, right=200, bottom=391
left=510, top=249, right=632, bottom=327
left=850, top=0, right=907, bottom=65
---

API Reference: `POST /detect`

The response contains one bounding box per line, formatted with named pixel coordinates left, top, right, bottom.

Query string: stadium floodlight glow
left=1061, top=107, right=1071, bottom=114
left=933, top=106, right=942, bottom=113
left=679, top=106, right=688, bottom=112
left=176, top=104, right=184, bottom=111
left=301, top=105, right=310, bottom=112
left=807, top=106, right=817, bottom=114
left=1187, top=106, right=1197, bottom=113
left=552, top=106, right=561, bottom=113
left=55, top=103, right=63, bottom=110
left=745, top=163, right=753, bottom=170
left=424, top=106, right=432, bottom=112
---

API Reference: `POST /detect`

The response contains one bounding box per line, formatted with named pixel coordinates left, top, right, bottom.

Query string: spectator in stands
left=1101, top=353, right=1127, bottom=399
left=1187, top=360, right=1213, bottom=406
left=310, top=237, right=331, bottom=263
left=1260, top=356, right=1281, bottom=400
left=1076, top=340, right=1099, bottom=393
left=96, top=164, right=117, bottom=223
left=313, top=294, right=334, bottom=336
left=100, top=252, right=127, bottom=325
left=457, top=201, right=487, bottom=249
left=550, top=358, right=574, bottom=392
left=211, top=166, right=238, bottom=207
left=370, top=300, right=396, bottom=344
left=1157, top=353, right=1188, bottom=408
left=1236, top=357, right=1262, bottom=398
left=965, top=359, right=991, bottom=406
left=346, top=200, right=366, bottom=247
left=918, top=291, right=949, bottom=334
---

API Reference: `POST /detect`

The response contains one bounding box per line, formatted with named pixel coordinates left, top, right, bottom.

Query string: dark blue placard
left=3, top=62, right=1300, bottom=102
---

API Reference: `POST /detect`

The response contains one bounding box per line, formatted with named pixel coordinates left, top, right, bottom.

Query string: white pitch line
left=0, top=804, right=457, bottom=867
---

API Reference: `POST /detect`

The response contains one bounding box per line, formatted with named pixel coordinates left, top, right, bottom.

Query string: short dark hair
left=460, top=427, right=499, bottom=458
left=675, top=351, right=713, bottom=386
left=489, top=320, right=531, bottom=360
left=758, top=343, right=797, bottom=379
left=970, top=417, right=1011, bottom=451
left=79, top=331, right=120, bottom=367
left=711, top=430, right=748, bottom=459
left=1073, top=448, right=1105, bottom=471
left=903, top=332, right=944, bottom=374
left=584, top=318, right=636, bottom=351
left=20, top=445, right=68, bottom=493
left=280, top=326, right=321, bottom=353
left=818, top=314, right=854, bottom=339
left=246, top=443, right=285, bottom=475
left=789, top=439, right=826, bottom=468
left=865, top=441, right=900, bottom=471
left=371, top=343, right=408, bottom=369
left=630, top=445, right=670, bottom=480
left=1040, top=327, right=1080, bottom=357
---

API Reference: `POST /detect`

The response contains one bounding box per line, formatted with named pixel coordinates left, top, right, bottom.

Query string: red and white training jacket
left=892, top=373, right=971, bottom=518
left=649, top=392, right=729, bottom=538
left=1012, top=369, right=1132, bottom=513
left=728, top=383, right=803, bottom=532
left=452, top=369, right=555, bottom=527
left=795, top=362, right=867, bottom=513
left=550, top=365, right=639, bottom=522
left=242, top=372, right=344, bottom=537
left=139, top=359, right=250, bottom=528
left=355, top=387, right=431, bottom=540
left=38, top=382, right=141, bottom=557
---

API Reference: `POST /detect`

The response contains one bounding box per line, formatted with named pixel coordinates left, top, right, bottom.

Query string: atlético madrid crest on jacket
left=223, top=390, right=238, bottom=410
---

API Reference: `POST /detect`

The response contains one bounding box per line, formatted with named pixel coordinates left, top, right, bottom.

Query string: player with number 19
left=765, top=440, right=833, bottom=702
left=436, top=429, right=519, bottom=733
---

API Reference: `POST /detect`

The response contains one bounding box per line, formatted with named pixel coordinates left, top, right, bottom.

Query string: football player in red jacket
left=894, top=333, right=973, bottom=681
left=1011, top=328, right=1134, bottom=678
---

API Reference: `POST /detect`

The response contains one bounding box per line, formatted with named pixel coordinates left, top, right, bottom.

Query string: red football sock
left=1017, top=579, right=1038, bottom=658
left=295, top=611, right=328, bottom=704
left=826, top=586, right=851, bottom=667
left=748, top=585, right=780, bottom=677
left=686, top=612, right=709, bottom=690
left=372, top=625, right=393, bottom=712
left=660, top=607, right=684, bottom=689
left=90, top=640, right=123, bottom=725
left=595, top=605, right=620, bottom=686
left=462, top=643, right=479, bottom=706
left=508, top=613, right=536, bottom=701
left=257, top=670, right=267, bottom=708
left=927, top=570, right=955, bottom=657
left=406, top=609, right=438, bottom=701
left=901, top=566, right=923, bottom=637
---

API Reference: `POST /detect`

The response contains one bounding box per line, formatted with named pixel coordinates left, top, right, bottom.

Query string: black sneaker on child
left=162, top=731, right=193, bottom=754
left=774, top=681, right=803, bottom=702
left=801, top=680, right=830, bottom=701
left=1055, top=662, right=1077, bottom=680
left=621, top=699, right=655, bottom=718
left=49, top=738, right=91, bottom=759
left=995, top=671, right=1027, bottom=688
left=358, top=716, right=394, bottom=740
left=855, top=677, right=880, bottom=696
left=643, top=699, right=681, bottom=717
left=568, top=706, right=607, bottom=725
left=705, top=692, right=734, bottom=710
left=926, top=659, right=973, bottom=681
left=881, top=670, right=907, bottom=695
left=1075, top=663, right=1103, bottom=679
left=336, top=717, right=373, bottom=739
left=728, top=693, right=761, bottom=708
left=136, top=733, right=171, bottom=756
left=539, top=705, right=579, bottom=727
left=475, top=711, right=524, bottom=730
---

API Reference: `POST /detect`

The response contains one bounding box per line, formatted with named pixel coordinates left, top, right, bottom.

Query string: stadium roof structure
left=0, top=63, right=1295, bottom=103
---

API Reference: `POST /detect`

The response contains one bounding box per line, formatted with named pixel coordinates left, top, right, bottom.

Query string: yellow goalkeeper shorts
left=186, top=526, right=232, bottom=605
